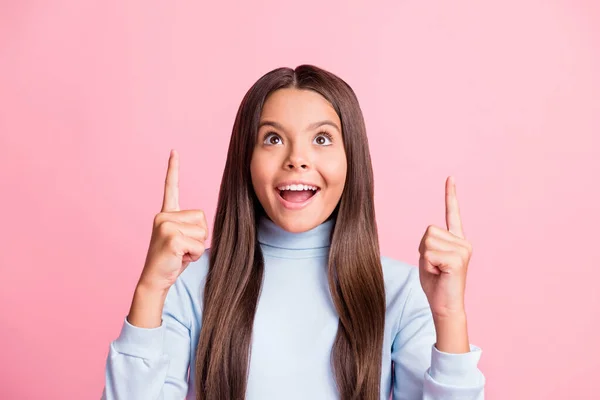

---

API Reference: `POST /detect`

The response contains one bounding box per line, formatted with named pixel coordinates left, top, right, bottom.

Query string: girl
left=102, top=65, right=485, bottom=399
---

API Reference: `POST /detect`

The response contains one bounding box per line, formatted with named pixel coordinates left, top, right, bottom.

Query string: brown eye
left=313, top=132, right=333, bottom=146
left=263, top=133, right=282, bottom=145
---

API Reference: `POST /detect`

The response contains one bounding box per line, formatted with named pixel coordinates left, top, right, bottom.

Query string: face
left=250, top=88, right=347, bottom=233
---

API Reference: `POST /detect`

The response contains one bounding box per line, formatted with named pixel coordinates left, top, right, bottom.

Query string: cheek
left=319, top=151, right=347, bottom=188
left=250, top=152, right=276, bottom=192
left=249, top=153, right=263, bottom=194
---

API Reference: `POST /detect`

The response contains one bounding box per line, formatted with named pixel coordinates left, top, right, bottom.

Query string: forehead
left=260, top=88, right=340, bottom=128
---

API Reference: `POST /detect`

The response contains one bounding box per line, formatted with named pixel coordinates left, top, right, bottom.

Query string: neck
left=257, top=216, right=333, bottom=258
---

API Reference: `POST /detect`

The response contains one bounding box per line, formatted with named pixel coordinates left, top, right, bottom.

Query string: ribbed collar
left=257, top=216, right=333, bottom=258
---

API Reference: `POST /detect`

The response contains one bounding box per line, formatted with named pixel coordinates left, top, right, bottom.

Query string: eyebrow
left=258, top=119, right=341, bottom=133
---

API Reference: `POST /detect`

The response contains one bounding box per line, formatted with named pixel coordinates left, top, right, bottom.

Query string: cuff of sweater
left=428, top=344, right=484, bottom=387
left=112, top=316, right=166, bottom=360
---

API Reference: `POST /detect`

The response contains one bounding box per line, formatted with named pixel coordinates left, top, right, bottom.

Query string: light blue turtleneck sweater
left=102, top=217, right=485, bottom=399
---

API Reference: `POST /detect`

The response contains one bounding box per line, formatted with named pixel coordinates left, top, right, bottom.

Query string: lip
left=276, top=189, right=319, bottom=210
left=274, top=181, right=321, bottom=210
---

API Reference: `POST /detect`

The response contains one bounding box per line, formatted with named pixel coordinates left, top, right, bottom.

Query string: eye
left=263, top=132, right=283, bottom=145
left=313, top=132, right=333, bottom=146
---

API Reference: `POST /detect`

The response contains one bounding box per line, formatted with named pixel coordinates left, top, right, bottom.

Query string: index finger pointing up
left=162, top=149, right=180, bottom=212
left=445, top=176, right=464, bottom=238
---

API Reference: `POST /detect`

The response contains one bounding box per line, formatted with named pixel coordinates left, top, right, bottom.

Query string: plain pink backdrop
left=1, top=0, right=599, bottom=399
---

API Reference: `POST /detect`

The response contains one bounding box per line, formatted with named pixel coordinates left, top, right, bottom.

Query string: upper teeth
left=277, top=184, right=318, bottom=191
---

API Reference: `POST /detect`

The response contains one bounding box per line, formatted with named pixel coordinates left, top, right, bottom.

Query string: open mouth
left=276, top=184, right=320, bottom=204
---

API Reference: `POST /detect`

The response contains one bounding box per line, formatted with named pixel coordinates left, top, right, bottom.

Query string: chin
left=273, top=213, right=320, bottom=233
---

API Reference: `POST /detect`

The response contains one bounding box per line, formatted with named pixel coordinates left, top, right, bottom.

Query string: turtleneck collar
left=257, top=216, right=333, bottom=258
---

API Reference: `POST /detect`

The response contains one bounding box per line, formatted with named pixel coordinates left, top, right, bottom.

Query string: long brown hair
left=195, top=65, right=385, bottom=400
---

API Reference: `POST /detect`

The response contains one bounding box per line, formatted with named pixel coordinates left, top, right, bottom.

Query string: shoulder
left=163, top=249, right=211, bottom=321
left=380, top=255, right=420, bottom=298
left=380, top=255, right=428, bottom=329
left=177, top=247, right=211, bottom=291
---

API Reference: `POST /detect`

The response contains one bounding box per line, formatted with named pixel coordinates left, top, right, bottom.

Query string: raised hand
left=137, top=149, right=208, bottom=293
left=418, top=176, right=473, bottom=320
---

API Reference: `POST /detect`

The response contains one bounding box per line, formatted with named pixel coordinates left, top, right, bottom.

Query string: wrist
left=127, top=283, right=169, bottom=329
left=432, top=308, right=467, bottom=322
left=433, top=311, right=470, bottom=354
left=136, top=276, right=171, bottom=297
left=135, top=282, right=169, bottom=301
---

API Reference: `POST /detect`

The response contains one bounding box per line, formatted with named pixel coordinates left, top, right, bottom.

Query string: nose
left=285, top=145, right=311, bottom=170
left=285, top=159, right=309, bottom=170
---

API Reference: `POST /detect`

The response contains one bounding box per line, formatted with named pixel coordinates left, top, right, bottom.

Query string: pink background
left=1, top=0, right=599, bottom=399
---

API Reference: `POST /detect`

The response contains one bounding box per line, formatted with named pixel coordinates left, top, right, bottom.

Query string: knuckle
left=423, top=249, right=433, bottom=262
left=166, top=235, right=183, bottom=255
left=153, top=212, right=165, bottom=226
left=465, top=241, right=473, bottom=253
left=423, top=236, right=435, bottom=249
left=191, top=242, right=205, bottom=262
left=157, top=220, right=175, bottom=235
left=453, top=254, right=464, bottom=268
left=460, top=247, right=470, bottom=259
left=455, top=242, right=470, bottom=259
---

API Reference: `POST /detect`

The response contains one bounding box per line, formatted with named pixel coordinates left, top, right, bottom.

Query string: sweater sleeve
left=101, top=277, right=192, bottom=400
left=391, top=268, right=485, bottom=399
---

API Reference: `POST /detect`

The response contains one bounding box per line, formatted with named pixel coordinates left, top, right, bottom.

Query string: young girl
left=102, top=65, right=485, bottom=399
